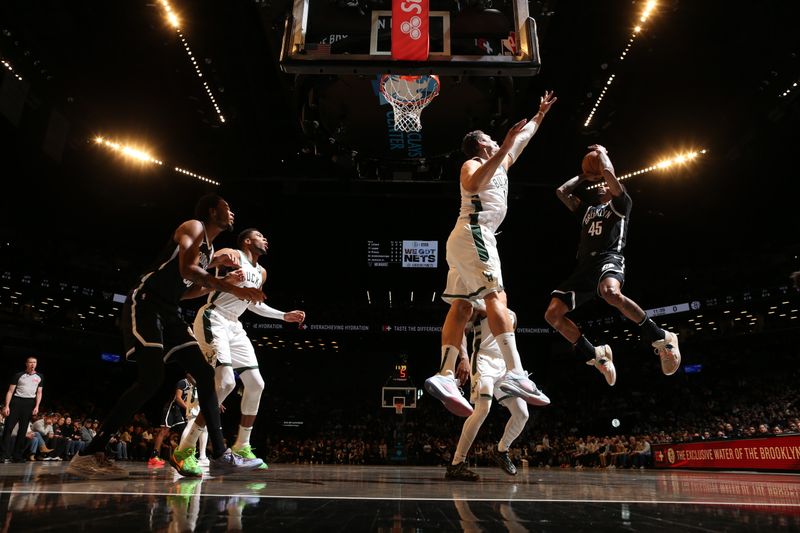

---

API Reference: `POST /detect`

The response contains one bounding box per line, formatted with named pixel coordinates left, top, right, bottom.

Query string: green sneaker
left=169, top=447, right=203, bottom=478
left=233, top=444, right=269, bottom=470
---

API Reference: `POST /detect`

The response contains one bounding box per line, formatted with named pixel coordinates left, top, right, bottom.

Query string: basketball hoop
left=394, top=401, right=405, bottom=415
left=379, top=74, right=440, bottom=132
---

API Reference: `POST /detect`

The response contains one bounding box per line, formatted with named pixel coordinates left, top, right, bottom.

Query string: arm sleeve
left=248, top=302, right=285, bottom=320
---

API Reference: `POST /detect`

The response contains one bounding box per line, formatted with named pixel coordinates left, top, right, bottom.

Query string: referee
left=1, top=356, right=43, bottom=463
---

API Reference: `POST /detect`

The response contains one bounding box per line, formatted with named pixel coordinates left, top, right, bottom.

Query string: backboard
left=280, top=0, right=540, bottom=76
left=382, top=386, right=417, bottom=413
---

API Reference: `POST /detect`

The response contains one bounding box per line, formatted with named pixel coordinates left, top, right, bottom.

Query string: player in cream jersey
left=175, top=228, right=305, bottom=472
left=425, top=90, right=557, bottom=417
left=446, top=304, right=540, bottom=481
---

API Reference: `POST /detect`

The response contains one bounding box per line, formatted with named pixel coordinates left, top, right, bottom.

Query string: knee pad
left=239, top=370, right=265, bottom=416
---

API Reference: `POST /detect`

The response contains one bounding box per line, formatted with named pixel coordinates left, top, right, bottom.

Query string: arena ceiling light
left=587, top=148, right=707, bottom=188
left=93, top=135, right=220, bottom=186
left=1, top=57, right=22, bottom=81
left=584, top=0, right=659, bottom=127
left=779, top=81, right=798, bottom=98
left=157, top=0, right=226, bottom=124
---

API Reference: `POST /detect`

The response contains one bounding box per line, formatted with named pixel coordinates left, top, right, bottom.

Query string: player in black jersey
left=67, top=194, right=266, bottom=480
left=544, top=145, right=681, bottom=386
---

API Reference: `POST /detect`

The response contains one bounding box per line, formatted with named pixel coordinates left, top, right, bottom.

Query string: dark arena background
left=1, top=1, right=799, bottom=531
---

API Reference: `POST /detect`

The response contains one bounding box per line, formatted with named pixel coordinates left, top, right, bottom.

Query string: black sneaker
left=490, top=448, right=517, bottom=475
left=445, top=462, right=480, bottom=481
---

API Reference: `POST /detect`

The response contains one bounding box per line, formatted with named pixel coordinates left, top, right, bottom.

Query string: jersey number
left=588, top=221, right=604, bottom=236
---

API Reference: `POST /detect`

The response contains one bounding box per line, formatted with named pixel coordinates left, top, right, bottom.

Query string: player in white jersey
left=174, top=228, right=305, bottom=473
left=446, top=304, right=532, bottom=481
left=425, top=91, right=557, bottom=417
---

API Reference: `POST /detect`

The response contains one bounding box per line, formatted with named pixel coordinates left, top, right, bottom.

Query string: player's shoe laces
left=497, top=370, right=550, bottom=406
left=490, top=448, right=517, bottom=476
left=585, top=344, right=617, bottom=386
left=169, top=447, right=203, bottom=478
left=233, top=444, right=269, bottom=470
left=66, top=452, right=129, bottom=480
left=445, top=462, right=480, bottom=481
left=652, top=331, right=681, bottom=375
left=424, top=373, right=474, bottom=417
left=209, top=449, right=264, bottom=476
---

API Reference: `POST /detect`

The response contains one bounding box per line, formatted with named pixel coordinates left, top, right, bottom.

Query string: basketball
left=581, top=150, right=603, bottom=176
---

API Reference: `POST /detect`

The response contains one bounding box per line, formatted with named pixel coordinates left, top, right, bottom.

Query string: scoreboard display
left=367, top=240, right=438, bottom=269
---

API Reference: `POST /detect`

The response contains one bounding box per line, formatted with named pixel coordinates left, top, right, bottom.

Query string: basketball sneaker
left=445, top=462, right=480, bottom=481
left=424, top=373, right=474, bottom=417
left=490, top=447, right=517, bottom=476
left=209, top=449, right=263, bottom=476
left=585, top=344, right=617, bottom=386
left=652, top=331, right=681, bottom=375
left=148, top=456, right=166, bottom=468
left=66, top=452, right=129, bottom=480
left=497, top=370, right=550, bottom=406
left=169, top=447, right=203, bottom=478
left=232, top=444, right=269, bottom=470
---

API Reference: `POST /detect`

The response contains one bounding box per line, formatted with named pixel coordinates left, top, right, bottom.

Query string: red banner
left=392, top=0, right=429, bottom=61
left=653, top=435, right=800, bottom=471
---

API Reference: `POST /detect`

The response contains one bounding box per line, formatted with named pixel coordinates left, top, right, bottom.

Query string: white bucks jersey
left=456, top=158, right=509, bottom=233
left=204, top=250, right=264, bottom=319
left=471, top=316, right=501, bottom=359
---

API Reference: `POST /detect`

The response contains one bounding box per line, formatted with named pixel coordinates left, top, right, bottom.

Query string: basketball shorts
left=193, top=306, right=259, bottom=370
left=469, top=351, right=513, bottom=405
left=161, top=400, right=187, bottom=430
left=442, top=222, right=504, bottom=304
left=551, top=253, right=626, bottom=311
left=122, top=289, right=198, bottom=361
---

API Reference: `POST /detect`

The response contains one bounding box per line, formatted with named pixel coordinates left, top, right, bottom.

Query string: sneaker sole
left=498, top=384, right=551, bottom=406
left=424, top=380, right=474, bottom=417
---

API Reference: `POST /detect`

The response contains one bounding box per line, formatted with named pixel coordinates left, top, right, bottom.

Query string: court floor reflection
left=0, top=463, right=798, bottom=531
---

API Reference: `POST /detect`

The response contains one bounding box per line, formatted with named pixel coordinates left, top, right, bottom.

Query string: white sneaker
left=66, top=453, right=128, bottom=480
left=585, top=345, right=617, bottom=386
left=424, top=373, right=474, bottom=417
left=652, top=331, right=681, bottom=375
left=497, top=370, right=550, bottom=406
left=197, top=457, right=210, bottom=467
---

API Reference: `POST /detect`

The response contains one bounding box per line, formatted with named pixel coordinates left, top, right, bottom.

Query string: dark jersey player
left=544, top=145, right=681, bottom=386
left=67, top=194, right=266, bottom=480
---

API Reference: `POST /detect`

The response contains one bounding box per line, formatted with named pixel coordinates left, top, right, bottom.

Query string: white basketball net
left=380, top=75, right=440, bottom=132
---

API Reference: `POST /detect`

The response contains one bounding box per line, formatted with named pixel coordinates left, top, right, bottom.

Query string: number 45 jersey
left=576, top=190, right=632, bottom=261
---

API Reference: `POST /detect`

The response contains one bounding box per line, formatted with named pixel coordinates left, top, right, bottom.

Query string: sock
left=498, top=398, right=529, bottom=452
left=574, top=335, right=596, bottom=360
left=198, top=428, right=208, bottom=459
left=438, top=345, right=459, bottom=376
left=638, top=316, right=666, bottom=343
left=496, top=332, right=524, bottom=374
left=179, top=421, right=203, bottom=451
left=233, top=426, right=253, bottom=449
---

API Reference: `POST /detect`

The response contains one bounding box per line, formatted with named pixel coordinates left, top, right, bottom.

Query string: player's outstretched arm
left=506, top=90, right=557, bottom=166
left=460, top=118, right=527, bottom=193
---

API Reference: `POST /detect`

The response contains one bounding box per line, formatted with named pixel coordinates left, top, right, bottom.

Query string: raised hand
left=538, top=90, right=557, bottom=114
